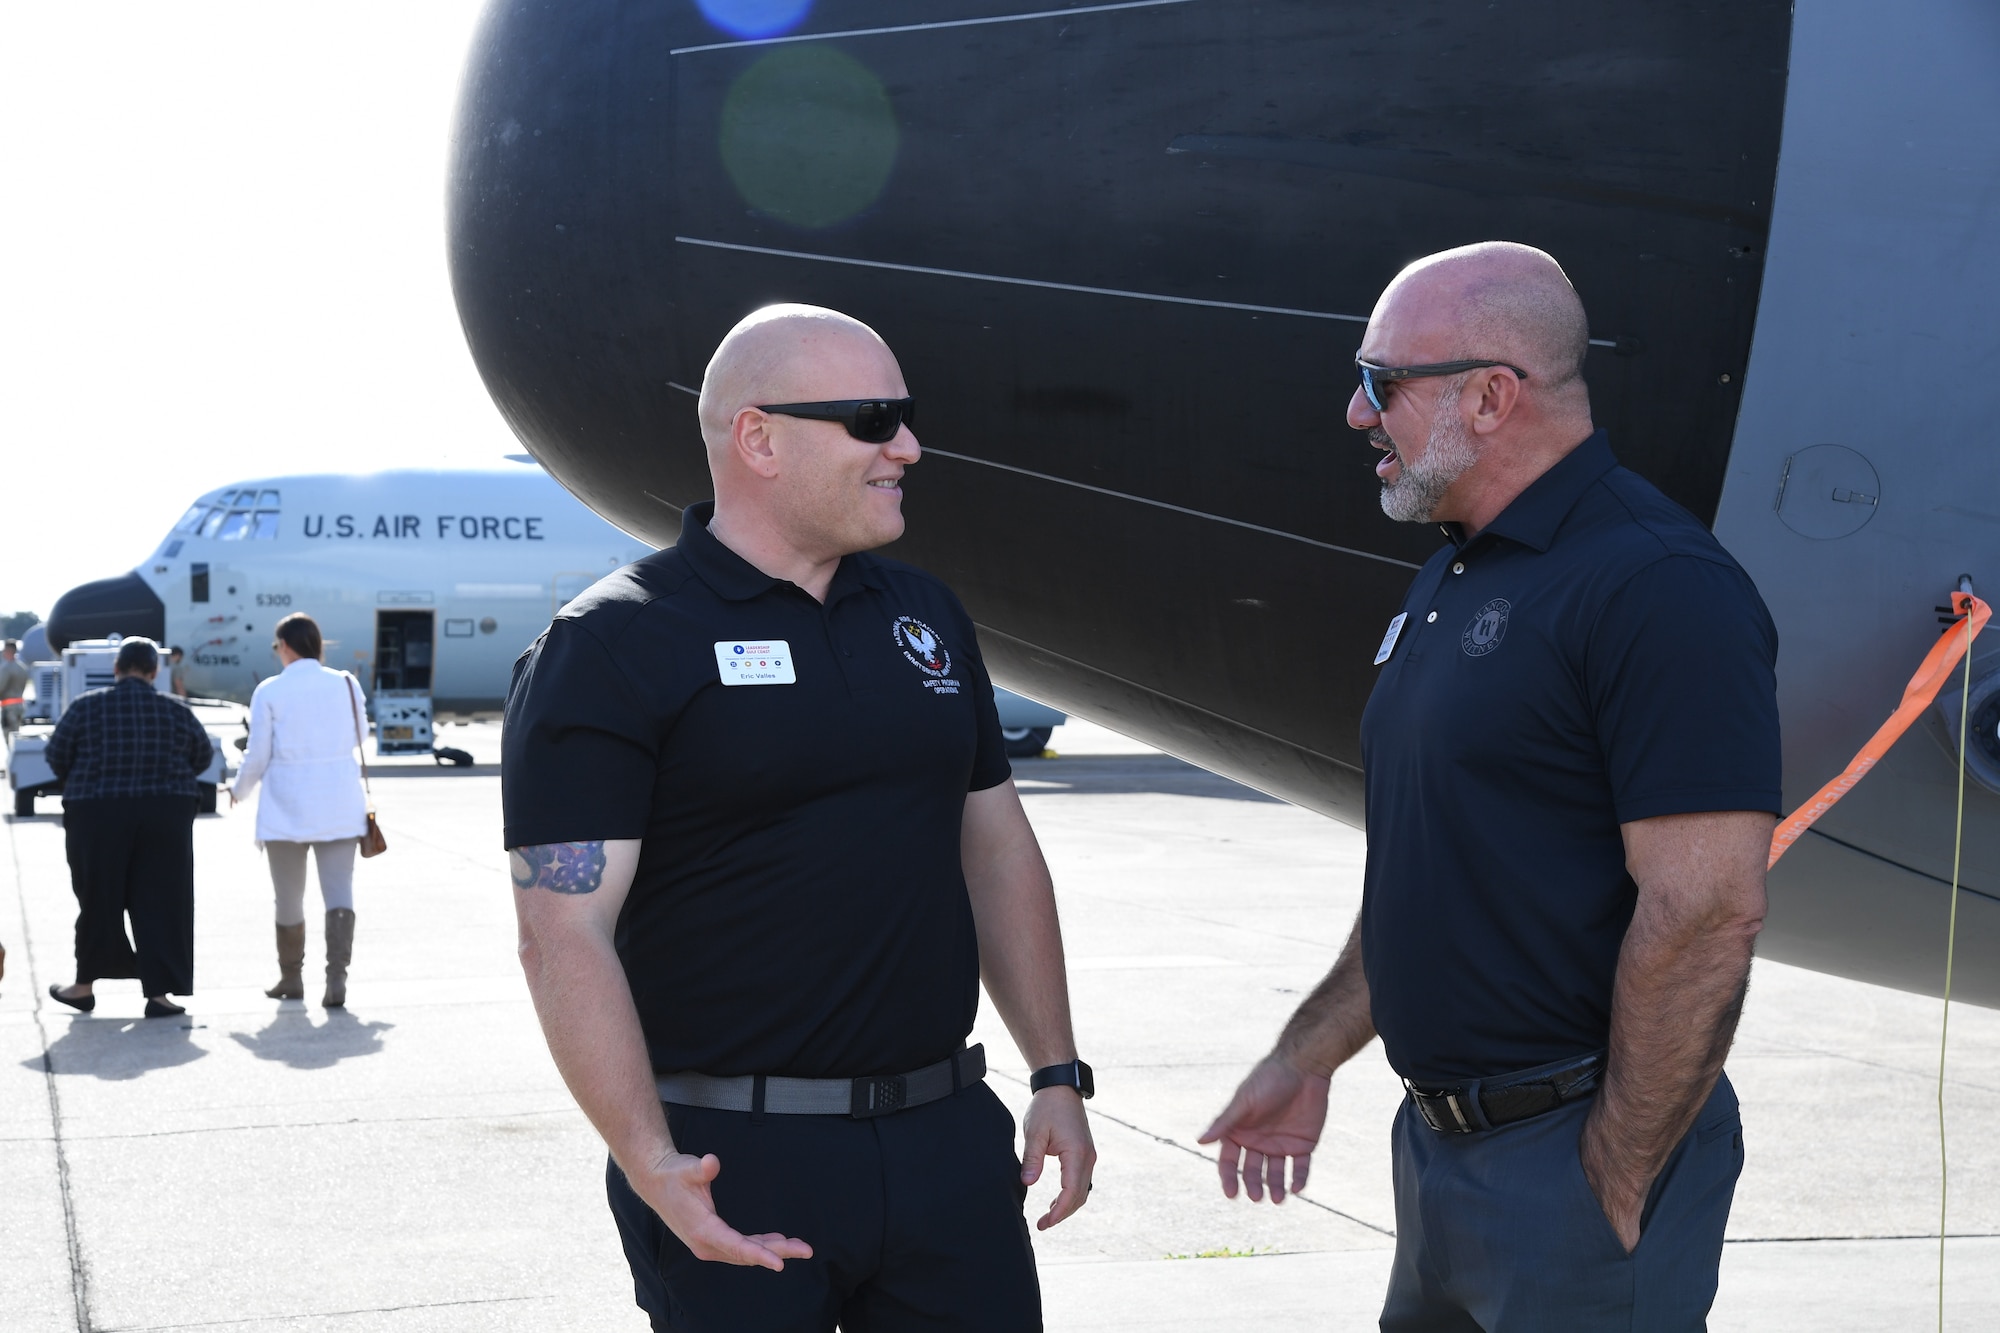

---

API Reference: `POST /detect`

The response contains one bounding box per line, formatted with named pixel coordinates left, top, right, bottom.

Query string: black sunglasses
left=757, top=397, right=916, bottom=444
left=1356, top=358, right=1528, bottom=413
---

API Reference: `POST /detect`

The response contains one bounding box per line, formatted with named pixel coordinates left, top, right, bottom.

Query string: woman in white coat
left=228, top=613, right=371, bottom=1006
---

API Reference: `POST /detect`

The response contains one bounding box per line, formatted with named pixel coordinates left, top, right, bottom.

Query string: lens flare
left=696, top=0, right=814, bottom=40
left=719, top=46, right=898, bottom=229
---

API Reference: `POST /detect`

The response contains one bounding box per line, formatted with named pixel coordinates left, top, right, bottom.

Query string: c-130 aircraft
left=444, top=0, right=2000, bottom=1006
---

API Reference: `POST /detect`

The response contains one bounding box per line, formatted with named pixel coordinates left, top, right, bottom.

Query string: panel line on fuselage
left=674, top=236, right=1373, bottom=326
left=922, top=447, right=1421, bottom=570
left=667, top=0, right=1199, bottom=56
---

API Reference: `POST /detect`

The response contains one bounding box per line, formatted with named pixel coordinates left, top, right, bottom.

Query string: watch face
left=1077, top=1060, right=1095, bottom=1099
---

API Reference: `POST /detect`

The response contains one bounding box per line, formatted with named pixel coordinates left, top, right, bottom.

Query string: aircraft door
left=372, top=610, right=435, bottom=693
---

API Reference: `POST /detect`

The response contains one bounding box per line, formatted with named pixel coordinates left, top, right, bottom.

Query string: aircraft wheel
left=13, top=788, right=34, bottom=817
left=197, top=782, right=217, bottom=815
left=1002, top=726, right=1053, bottom=759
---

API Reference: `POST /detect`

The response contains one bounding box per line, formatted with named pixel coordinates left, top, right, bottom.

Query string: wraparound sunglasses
left=758, top=397, right=916, bottom=444
left=1356, top=358, right=1527, bottom=413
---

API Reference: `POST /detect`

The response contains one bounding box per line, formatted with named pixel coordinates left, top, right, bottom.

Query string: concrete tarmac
left=4, top=718, right=1997, bottom=1331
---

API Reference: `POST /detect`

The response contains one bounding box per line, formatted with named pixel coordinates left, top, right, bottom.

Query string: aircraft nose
left=46, top=571, right=166, bottom=650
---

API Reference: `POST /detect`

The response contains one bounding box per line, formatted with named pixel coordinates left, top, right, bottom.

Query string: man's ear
left=1467, top=367, right=1523, bottom=436
left=732, top=406, right=783, bottom=478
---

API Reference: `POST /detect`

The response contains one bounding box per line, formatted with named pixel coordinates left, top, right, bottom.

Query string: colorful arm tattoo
left=510, top=841, right=608, bottom=894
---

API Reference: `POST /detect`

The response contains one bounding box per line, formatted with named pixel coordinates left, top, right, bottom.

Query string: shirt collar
left=114, top=674, right=152, bottom=691
left=282, top=657, right=319, bottom=675
left=676, top=501, right=889, bottom=604
left=1440, top=428, right=1616, bottom=553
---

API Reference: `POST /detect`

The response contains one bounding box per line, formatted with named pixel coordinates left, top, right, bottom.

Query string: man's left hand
left=1020, top=1086, right=1096, bottom=1231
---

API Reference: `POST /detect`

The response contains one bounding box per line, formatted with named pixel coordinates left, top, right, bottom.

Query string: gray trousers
left=265, top=839, right=357, bottom=924
left=1382, top=1073, right=1741, bottom=1333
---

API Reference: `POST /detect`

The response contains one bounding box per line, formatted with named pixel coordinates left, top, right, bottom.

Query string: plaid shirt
left=46, top=677, right=214, bottom=800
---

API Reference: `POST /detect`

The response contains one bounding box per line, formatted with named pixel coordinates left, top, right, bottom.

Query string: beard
left=1377, top=394, right=1478, bottom=523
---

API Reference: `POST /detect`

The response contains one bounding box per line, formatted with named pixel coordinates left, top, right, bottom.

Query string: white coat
left=232, top=658, right=371, bottom=847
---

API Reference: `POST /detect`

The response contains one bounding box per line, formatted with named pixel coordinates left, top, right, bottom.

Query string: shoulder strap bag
left=348, top=674, right=389, bottom=857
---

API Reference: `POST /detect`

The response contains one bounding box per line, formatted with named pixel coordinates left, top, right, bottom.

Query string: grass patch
left=1165, top=1245, right=1276, bottom=1260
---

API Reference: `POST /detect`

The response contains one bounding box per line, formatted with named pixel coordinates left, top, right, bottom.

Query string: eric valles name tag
left=714, top=640, right=796, bottom=686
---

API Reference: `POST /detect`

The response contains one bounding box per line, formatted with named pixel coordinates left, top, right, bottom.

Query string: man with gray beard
left=1202, top=243, right=1781, bottom=1331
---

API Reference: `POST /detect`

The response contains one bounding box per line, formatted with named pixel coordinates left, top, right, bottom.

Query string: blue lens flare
left=697, top=0, right=813, bottom=40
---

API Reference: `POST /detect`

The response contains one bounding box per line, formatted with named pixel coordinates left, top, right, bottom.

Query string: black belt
left=655, top=1045, right=985, bottom=1119
left=1404, top=1050, right=1604, bottom=1135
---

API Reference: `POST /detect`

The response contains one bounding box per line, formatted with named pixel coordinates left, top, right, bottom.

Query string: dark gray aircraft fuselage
left=444, top=0, right=1999, bottom=1002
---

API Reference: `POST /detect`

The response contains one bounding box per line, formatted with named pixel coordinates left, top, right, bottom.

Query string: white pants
left=266, top=840, right=356, bottom=924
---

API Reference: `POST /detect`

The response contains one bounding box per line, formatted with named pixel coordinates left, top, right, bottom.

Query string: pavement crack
left=987, top=1069, right=1398, bottom=1238
left=96, top=1293, right=543, bottom=1331
left=9, top=816, right=95, bottom=1333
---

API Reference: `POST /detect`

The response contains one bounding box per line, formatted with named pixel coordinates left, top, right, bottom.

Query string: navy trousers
left=1381, top=1074, right=1742, bottom=1332
left=607, top=1080, right=1041, bottom=1332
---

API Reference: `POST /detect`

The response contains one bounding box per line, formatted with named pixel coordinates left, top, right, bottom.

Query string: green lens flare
left=719, top=46, right=898, bottom=229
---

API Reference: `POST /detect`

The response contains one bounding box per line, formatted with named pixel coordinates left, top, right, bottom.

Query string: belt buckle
left=1407, top=1082, right=1476, bottom=1135
left=850, top=1074, right=907, bottom=1118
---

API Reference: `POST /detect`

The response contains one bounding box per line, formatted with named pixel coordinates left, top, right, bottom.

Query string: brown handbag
left=348, top=675, right=389, bottom=857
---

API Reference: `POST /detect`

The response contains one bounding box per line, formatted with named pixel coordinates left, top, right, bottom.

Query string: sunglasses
left=757, top=397, right=916, bottom=444
left=1356, top=358, right=1528, bottom=413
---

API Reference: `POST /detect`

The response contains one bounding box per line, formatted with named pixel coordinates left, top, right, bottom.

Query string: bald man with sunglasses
left=502, top=304, right=1094, bottom=1332
left=1204, top=244, right=1779, bottom=1331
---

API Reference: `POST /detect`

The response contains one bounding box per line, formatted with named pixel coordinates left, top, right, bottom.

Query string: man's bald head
left=1379, top=242, right=1591, bottom=396
left=698, top=304, right=893, bottom=453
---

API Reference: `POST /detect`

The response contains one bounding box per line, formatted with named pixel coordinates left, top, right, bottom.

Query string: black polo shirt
left=502, top=502, right=1011, bottom=1080
left=1359, top=430, right=1780, bottom=1085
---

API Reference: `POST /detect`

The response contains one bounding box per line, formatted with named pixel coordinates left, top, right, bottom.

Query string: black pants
left=607, top=1080, right=1041, bottom=1332
left=63, top=796, right=197, bottom=996
left=1381, top=1074, right=1743, bottom=1332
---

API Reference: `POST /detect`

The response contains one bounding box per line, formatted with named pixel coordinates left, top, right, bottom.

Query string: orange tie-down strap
left=1769, top=590, right=1992, bottom=869
left=0, top=697, right=22, bottom=706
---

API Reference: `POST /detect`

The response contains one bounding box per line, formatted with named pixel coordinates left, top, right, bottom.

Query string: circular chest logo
left=1462, top=598, right=1511, bottom=656
left=893, top=616, right=951, bottom=677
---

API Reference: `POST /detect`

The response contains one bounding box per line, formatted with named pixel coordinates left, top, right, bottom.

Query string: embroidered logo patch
left=1461, top=599, right=1511, bottom=657
left=893, top=616, right=961, bottom=695
left=893, top=616, right=951, bottom=677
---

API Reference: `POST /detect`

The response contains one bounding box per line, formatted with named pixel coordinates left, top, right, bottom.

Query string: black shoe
left=144, top=997, right=187, bottom=1019
left=50, top=983, right=95, bottom=1013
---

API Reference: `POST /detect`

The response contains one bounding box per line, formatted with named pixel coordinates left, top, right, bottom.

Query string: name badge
left=714, top=640, right=796, bottom=686
left=1373, top=613, right=1408, bottom=666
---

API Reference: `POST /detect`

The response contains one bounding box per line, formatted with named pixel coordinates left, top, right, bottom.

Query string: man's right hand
left=1198, top=1056, right=1331, bottom=1203
left=631, top=1150, right=813, bottom=1271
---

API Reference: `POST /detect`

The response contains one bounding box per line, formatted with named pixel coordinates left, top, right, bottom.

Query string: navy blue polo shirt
left=502, top=502, right=1011, bottom=1080
left=1359, top=430, right=1780, bottom=1085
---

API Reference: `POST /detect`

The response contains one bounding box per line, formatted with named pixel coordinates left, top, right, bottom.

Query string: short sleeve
left=949, top=599, right=1012, bottom=793
left=1587, top=555, right=1782, bottom=823
left=501, top=619, right=661, bottom=848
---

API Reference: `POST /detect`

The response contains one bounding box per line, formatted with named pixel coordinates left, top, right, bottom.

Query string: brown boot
left=265, top=922, right=306, bottom=1000
left=323, top=908, right=355, bottom=1008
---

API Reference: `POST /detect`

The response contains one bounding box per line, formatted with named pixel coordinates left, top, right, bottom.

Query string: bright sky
left=0, top=1, right=509, bottom=618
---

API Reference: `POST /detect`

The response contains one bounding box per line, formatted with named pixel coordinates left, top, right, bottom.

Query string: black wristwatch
left=1029, top=1059, right=1095, bottom=1099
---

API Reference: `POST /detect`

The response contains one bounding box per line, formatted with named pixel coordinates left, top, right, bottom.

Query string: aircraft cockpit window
left=217, top=510, right=253, bottom=541
left=258, top=489, right=281, bottom=507
left=251, top=510, right=280, bottom=539
left=199, top=508, right=229, bottom=539
left=171, top=504, right=209, bottom=534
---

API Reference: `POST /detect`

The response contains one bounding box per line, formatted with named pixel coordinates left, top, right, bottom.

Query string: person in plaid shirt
left=45, top=637, right=213, bottom=1018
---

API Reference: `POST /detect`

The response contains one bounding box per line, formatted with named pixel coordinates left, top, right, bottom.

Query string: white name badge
left=714, top=640, right=797, bottom=686
left=1373, top=612, right=1408, bottom=666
